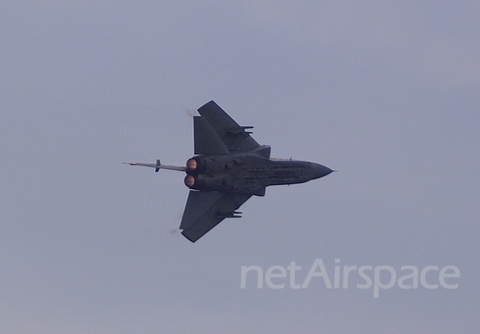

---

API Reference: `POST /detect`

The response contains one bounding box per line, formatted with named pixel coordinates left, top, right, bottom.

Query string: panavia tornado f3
left=125, top=100, right=333, bottom=242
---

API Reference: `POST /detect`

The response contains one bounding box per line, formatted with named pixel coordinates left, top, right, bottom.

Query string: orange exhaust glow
left=184, top=175, right=195, bottom=187
left=186, top=158, right=197, bottom=171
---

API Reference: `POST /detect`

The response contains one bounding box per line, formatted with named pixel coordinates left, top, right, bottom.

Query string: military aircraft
left=125, top=100, right=333, bottom=242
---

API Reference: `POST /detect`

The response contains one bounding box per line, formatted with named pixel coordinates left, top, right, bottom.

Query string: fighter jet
left=125, top=100, right=332, bottom=242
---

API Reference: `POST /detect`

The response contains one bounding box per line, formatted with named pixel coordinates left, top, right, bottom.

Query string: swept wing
left=195, top=100, right=262, bottom=154
left=180, top=190, right=252, bottom=242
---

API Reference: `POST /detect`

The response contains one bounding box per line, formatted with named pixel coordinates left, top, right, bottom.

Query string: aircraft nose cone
left=312, top=163, right=333, bottom=179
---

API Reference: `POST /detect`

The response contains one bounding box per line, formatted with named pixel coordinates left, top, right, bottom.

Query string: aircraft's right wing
left=196, top=100, right=260, bottom=154
left=180, top=190, right=252, bottom=242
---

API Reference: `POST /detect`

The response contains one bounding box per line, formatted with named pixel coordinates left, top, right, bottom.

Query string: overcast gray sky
left=1, top=2, right=479, bottom=333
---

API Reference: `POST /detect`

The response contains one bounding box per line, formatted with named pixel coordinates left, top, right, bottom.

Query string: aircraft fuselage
left=184, top=153, right=332, bottom=196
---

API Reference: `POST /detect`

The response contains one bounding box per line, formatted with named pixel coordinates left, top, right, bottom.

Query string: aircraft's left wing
left=180, top=190, right=252, bottom=242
